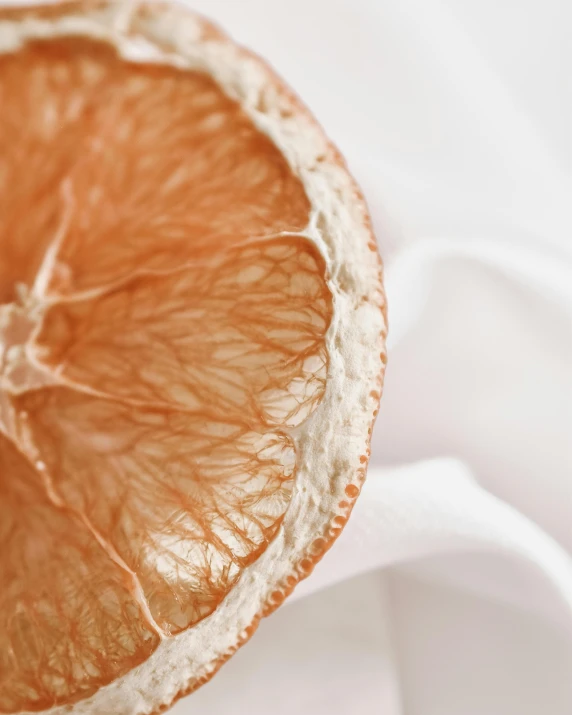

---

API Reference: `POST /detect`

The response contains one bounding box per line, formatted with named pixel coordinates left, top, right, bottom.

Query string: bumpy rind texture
left=0, top=2, right=388, bottom=713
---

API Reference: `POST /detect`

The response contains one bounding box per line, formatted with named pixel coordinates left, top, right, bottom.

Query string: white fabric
left=8, top=0, right=570, bottom=711
left=170, top=1, right=572, bottom=712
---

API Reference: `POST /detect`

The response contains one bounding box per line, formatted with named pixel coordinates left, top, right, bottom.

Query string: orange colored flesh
left=0, top=38, right=332, bottom=712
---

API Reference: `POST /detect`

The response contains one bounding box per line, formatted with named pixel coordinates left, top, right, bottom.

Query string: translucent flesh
left=0, top=38, right=332, bottom=712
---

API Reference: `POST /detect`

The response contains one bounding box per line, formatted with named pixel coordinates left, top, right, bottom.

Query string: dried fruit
left=0, top=3, right=386, bottom=713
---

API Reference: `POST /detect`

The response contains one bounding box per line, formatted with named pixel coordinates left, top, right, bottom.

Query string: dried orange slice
left=0, top=2, right=387, bottom=713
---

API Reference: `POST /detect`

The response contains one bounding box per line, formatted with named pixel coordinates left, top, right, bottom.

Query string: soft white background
left=167, top=1, right=571, bottom=713
left=10, top=0, right=570, bottom=712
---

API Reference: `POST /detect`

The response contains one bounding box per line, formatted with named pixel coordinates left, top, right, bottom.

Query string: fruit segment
left=0, top=434, right=160, bottom=712
left=32, top=237, right=331, bottom=424
left=14, top=387, right=296, bottom=634
left=0, top=39, right=310, bottom=300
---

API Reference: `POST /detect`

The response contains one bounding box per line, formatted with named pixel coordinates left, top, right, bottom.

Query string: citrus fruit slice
left=0, top=2, right=387, bottom=713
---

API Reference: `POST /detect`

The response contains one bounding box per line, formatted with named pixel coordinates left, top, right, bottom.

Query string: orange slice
left=0, top=2, right=387, bottom=714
